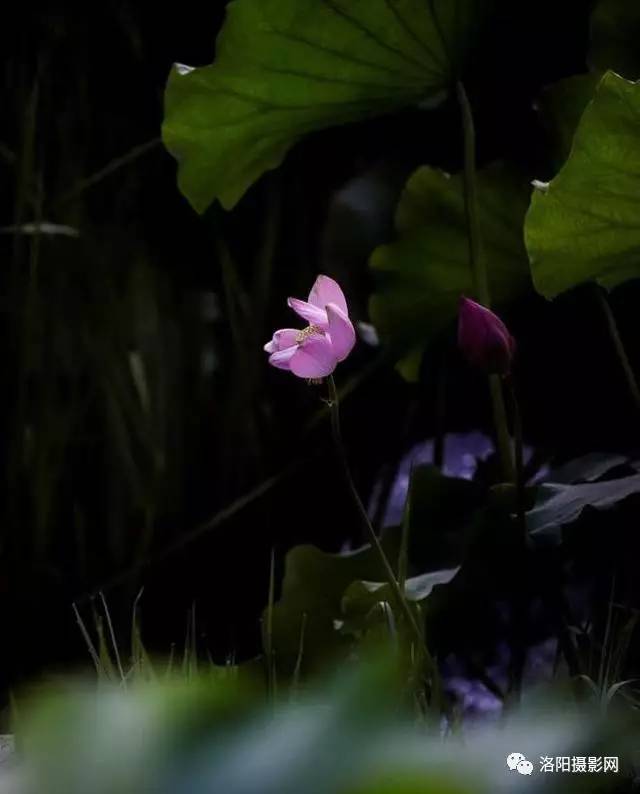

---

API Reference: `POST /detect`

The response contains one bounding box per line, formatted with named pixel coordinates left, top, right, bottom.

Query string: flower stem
left=457, top=82, right=488, bottom=307
left=506, top=378, right=527, bottom=542
left=434, top=354, right=447, bottom=470
left=596, top=287, right=640, bottom=415
left=505, top=377, right=529, bottom=701
left=457, top=81, right=515, bottom=483
left=326, top=376, right=440, bottom=699
left=490, top=375, right=515, bottom=483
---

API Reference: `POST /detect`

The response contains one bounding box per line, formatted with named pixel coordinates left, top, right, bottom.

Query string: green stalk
left=490, top=376, right=515, bottom=482
left=505, top=378, right=528, bottom=701
left=433, top=355, right=447, bottom=470
left=456, top=82, right=515, bottom=483
left=264, top=548, right=277, bottom=701
left=597, top=287, right=640, bottom=415
left=509, top=381, right=526, bottom=541
left=326, top=376, right=441, bottom=703
left=456, top=83, right=489, bottom=306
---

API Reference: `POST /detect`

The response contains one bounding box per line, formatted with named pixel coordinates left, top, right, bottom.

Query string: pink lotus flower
left=458, top=296, right=515, bottom=376
left=264, top=275, right=356, bottom=378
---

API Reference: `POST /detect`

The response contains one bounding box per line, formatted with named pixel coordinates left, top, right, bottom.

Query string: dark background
left=1, top=0, right=637, bottom=709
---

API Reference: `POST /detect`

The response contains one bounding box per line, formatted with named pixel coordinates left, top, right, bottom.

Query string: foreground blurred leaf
left=590, top=0, right=640, bottom=79
left=18, top=674, right=259, bottom=794
left=528, top=473, right=640, bottom=544
left=14, top=664, right=412, bottom=794
left=369, top=164, right=531, bottom=362
left=11, top=666, right=640, bottom=794
left=163, top=0, right=488, bottom=211
left=526, top=72, right=640, bottom=299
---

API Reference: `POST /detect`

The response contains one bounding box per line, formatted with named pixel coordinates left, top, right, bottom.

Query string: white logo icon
left=507, top=753, right=534, bottom=775
left=517, top=759, right=534, bottom=775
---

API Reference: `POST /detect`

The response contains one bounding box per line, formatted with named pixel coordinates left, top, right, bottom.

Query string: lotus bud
left=458, top=296, right=515, bottom=376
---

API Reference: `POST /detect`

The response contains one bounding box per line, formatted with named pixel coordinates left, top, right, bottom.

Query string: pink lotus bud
left=458, top=296, right=515, bottom=376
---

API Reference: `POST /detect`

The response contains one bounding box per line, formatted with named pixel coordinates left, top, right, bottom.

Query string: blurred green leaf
left=526, top=72, right=640, bottom=298
left=590, top=0, right=640, bottom=79
left=18, top=674, right=260, bottom=794
left=349, top=780, right=473, bottom=794
left=163, top=0, right=488, bottom=211
left=13, top=666, right=640, bottom=794
left=370, top=164, right=531, bottom=366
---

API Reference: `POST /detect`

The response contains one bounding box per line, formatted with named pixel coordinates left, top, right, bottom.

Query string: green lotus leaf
left=163, top=0, right=487, bottom=211
left=526, top=72, right=640, bottom=298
